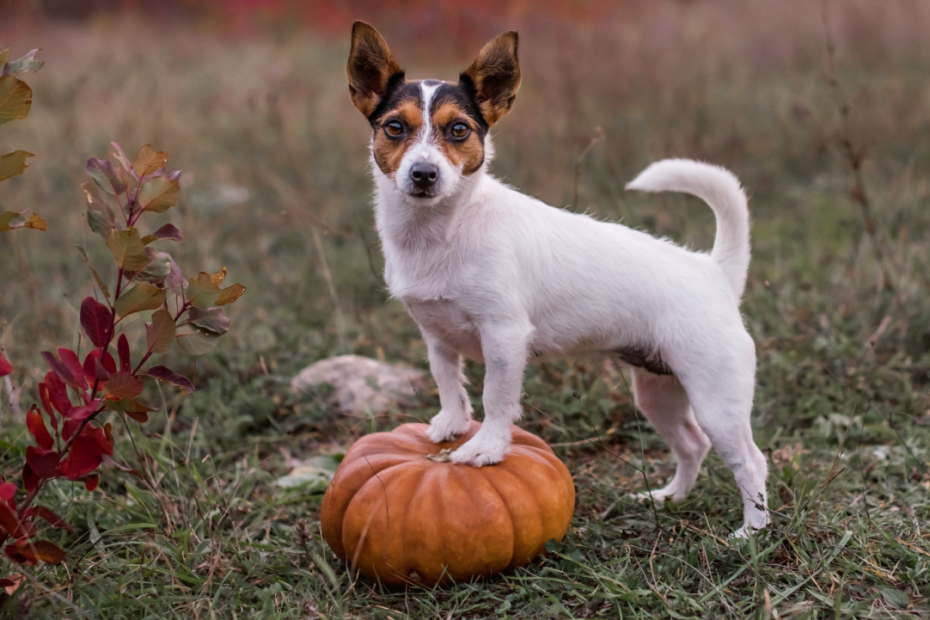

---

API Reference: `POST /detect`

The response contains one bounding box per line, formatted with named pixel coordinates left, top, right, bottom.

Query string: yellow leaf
left=115, top=283, right=166, bottom=317
left=186, top=272, right=220, bottom=309
left=216, top=283, right=246, bottom=306
left=23, top=213, right=46, bottom=231
left=0, top=150, right=33, bottom=181
left=138, top=176, right=180, bottom=213
left=0, top=76, right=32, bottom=124
left=132, top=144, right=168, bottom=177
left=106, top=228, right=149, bottom=271
left=146, top=308, right=176, bottom=353
left=211, top=266, right=227, bottom=285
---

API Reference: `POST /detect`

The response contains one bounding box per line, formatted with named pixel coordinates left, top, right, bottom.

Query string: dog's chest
left=403, top=297, right=484, bottom=362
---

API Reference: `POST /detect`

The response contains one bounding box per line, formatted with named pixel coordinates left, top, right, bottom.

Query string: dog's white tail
left=626, top=159, right=750, bottom=300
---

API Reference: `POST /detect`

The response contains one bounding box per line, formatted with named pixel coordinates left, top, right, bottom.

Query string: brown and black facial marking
left=369, top=82, right=424, bottom=177
left=461, top=31, right=521, bottom=126
left=429, top=82, right=489, bottom=175
left=347, top=22, right=404, bottom=118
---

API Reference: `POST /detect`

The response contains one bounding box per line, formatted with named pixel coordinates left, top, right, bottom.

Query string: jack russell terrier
left=346, top=22, right=769, bottom=537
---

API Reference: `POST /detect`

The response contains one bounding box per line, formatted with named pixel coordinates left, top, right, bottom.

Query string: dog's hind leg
left=630, top=369, right=711, bottom=503
left=678, top=333, right=770, bottom=538
left=424, top=332, right=474, bottom=443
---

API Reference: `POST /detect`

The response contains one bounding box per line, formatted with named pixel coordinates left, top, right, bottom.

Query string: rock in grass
left=290, top=355, right=427, bottom=416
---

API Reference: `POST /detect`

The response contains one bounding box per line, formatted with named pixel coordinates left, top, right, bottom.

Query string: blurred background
left=2, top=0, right=930, bottom=442
left=2, top=1, right=930, bottom=616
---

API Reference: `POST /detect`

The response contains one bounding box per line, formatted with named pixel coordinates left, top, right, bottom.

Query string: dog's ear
left=461, top=31, right=521, bottom=126
left=347, top=22, right=403, bottom=119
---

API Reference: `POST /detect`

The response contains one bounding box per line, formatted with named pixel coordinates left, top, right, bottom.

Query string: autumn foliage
left=0, top=134, right=245, bottom=581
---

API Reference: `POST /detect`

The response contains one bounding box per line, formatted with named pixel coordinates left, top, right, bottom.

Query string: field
left=1, top=1, right=930, bottom=617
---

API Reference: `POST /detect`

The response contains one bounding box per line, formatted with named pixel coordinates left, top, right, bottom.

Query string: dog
left=346, top=22, right=769, bottom=537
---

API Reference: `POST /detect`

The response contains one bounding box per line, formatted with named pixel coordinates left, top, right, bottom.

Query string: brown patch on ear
left=432, top=103, right=485, bottom=176
left=347, top=22, right=403, bottom=118
left=371, top=99, right=424, bottom=177
left=462, top=31, right=521, bottom=126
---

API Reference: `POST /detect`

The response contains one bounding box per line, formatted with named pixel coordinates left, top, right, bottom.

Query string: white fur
left=368, top=92, right=769, bottom=535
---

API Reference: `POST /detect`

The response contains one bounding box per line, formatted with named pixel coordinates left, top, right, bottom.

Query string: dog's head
left=347, top=22, right=520, bottom=204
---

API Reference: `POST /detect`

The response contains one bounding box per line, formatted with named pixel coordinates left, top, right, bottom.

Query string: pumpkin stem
left=425, top=448, right=454, bottom=463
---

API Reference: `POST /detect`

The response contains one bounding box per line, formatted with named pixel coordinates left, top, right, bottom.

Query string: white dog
left=347, top=22, right=769, bottom=536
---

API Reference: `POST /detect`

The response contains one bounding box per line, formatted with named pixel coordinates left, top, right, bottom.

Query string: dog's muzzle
left=409, top=162, right=439, bottom=196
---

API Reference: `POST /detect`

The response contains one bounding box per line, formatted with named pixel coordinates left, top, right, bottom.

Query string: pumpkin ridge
left=445, top=463, right=513, bottom=580
left=478, top=462, right=540, bottom=569
left=346, top=460, right=425, bottom=584
left=397, top=461, right=445, bottom=584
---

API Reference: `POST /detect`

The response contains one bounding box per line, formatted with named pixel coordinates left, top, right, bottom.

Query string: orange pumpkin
left=320, top=421, right=575, bottom=587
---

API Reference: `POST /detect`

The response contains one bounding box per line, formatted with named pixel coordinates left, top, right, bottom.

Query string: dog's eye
left=384, top=121, right=404, bottom=137
left=450, top=122, right=470, bottom=140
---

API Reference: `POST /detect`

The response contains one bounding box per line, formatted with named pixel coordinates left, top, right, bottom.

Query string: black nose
left=410, top=162, right=439, bottom=190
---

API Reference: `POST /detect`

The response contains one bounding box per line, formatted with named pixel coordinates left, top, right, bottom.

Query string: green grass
left=1, top=6, right=930, bottom=618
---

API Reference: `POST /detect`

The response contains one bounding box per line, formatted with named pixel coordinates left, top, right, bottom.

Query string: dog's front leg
left=424, top=332, right=474, bottom=442
left=451, top=322, right=532, bottom=466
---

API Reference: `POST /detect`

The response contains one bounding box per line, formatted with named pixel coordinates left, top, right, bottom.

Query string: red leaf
left=0, top=483, right=16, bottom=510
left=0, top=354, right=11, bottom=377
left=117, top=333, right=131, bottom=371
left=104, top=371, right=144, bottom=400
left=0, top=504, right=20, bottom=538
left=83, top=425, right=113, bottom=457
left=26, top=406, right=54, bottom=451
left=24, top=506, right=75, bottom=533
left=25, top=446, right=61, bottom=479
left=43, top=372, right=72, bottom=415
left=64, top=401, right=102, bottom=427
left=57, top=348, right=87, bottom=390
left=144, top=366, right=195, bottom=393
left=125, top=411, right=148, bottom=423
left=4, top=540, right=67, bottom=565
left=83, top=474, right=99, bottom=491
left=62, top=418, right=81, bottom=442
left=21, top=464, right=38, bottom=493
left=60, top=432, right=103, bottom=480
left=41, top=351, right=81, bottom=391
left=152, top=223, right=182, bottom=242
left=38, top=383, right=59, bottom=432
left=82, top=350, right=116, bottom=383
left=0, top=574, right=23, bottom=594
left=80, top=297, right=112, bottom=348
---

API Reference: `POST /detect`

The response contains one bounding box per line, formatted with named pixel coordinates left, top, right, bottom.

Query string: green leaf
left=216, top=283, right=246, bottom=306
left=176, top=330, right=220, bottom=356
left=189, top=307, right=229, bottom=335
left=114, top=283, right=166, bottom=317
left=0, top=76, right=32, bottom=124
left=132, top=144, right=167, bottom=178
left=137, top=249, right=171, bottom=286
left=146, top=309, right=176, bottom=354
left=138, top=176, right=180, bottom=213
left=86, top=158, right=127, bottom=196
left=82, top=182, right=118, bottom=236
left=0, top=150, right=33, bottom=181
left=106, top=228, right=149, bottom=271
left=109, top=142, right=136, bottom=176
left=1, top=49, right=43, bottom=77
left=186, top=273, right=220, bottom=309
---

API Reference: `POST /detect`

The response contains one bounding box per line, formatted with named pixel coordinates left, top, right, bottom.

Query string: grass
left=1, top=2, right=930, bottom=617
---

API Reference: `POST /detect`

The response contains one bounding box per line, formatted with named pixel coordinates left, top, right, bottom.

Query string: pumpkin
left=320, top=421, right=575, bottom=587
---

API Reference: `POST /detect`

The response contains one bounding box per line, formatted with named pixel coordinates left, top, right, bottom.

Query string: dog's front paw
left=427, top=409, right=472, bottom=443
left=451, top=430, right=510, bottom=467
